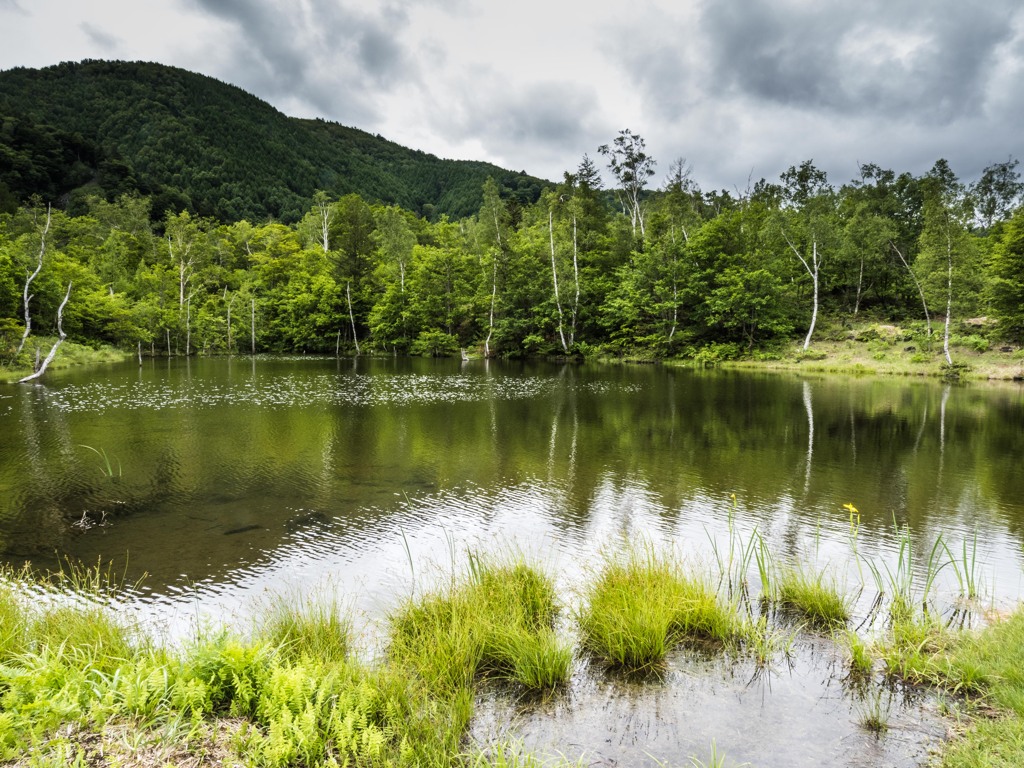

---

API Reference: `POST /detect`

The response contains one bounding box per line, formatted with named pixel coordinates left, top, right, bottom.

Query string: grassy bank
left=1, top=532, right=1022, bottom=767
left=716, top=318, right=1024, bottom=381
left=0, top=340, right=130, bottom=384
left=611, top=317, right=1024, bottom=381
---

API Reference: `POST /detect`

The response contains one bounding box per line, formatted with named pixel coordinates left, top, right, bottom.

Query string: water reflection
left=1, top=360, right=1023, bottom=622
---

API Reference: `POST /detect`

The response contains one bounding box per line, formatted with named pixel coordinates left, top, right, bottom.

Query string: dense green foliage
left=0, top=60, right=545, bottom=222
left=1, top=75, right=1022, bottom=367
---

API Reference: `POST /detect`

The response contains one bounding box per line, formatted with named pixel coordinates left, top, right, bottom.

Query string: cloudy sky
left=2, top=0, right=1022, bottom=191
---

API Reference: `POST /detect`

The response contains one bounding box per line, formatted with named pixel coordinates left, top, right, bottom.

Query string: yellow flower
left=843, top=502, right=858, bottom=515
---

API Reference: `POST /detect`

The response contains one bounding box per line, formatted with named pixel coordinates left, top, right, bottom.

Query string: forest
left=0, top=60, right=545, bottom=223
left=2, top=126, right=1023, bottom=372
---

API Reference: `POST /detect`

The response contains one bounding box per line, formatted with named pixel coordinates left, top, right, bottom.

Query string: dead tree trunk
left=19, top=281, right=71, bottom=383
left=15, top=206, right=51, bottom=357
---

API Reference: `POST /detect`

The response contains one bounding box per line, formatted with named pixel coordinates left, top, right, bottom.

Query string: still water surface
left=2, top=357, right=1023, bottom=765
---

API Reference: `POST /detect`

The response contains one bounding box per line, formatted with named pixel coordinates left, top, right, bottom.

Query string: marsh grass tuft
left=578, top=545, right=743, bottom=671
left=845, top=630, right=875, bottom=678
left=256, top=593, right=350, bottom=664
left=389, top=554, right=570, bottom=694
left=776, top=566, right=850, bottom=629
left=78, top=443, right=122, bottom=478
left=0, top=568, right=29, bottom=660
left=469, top=739, right=586, bottom=768
left=857, top=688, right=891, bottom=734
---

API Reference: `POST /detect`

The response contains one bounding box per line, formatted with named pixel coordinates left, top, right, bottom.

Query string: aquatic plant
left=776, top=566, right=850, bottom=629
left=0, top=567, right=29, bottom=660
left=943, top=530, right=982, bottom=602
left=389, top=554, right=570, bottom=694
left=578, top=544, right=744, bottom=671
left=844, top=630, right=875, bottom=678
left=78, top=443, right=121, bottom=478
left=856, top=688, right=891, bottom=734
left=469, top=739, right=586, bottom=768
left=744, top=615, right=796, bottom=669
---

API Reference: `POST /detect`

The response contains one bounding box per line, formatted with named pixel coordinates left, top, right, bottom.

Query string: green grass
left=577, top=545, right=743, bottom=671
left=776, top=566, right=851, bottom=629
left=844, top=630, right=875, bottom=678
left=878, top=609, right=1024, bottom=767
left=388, top=555, right=571, bottom=694
left=948, top=611, right=1024, bottom=715
left=256, top=593, right=351, bottom=665
left=0, top=573, right=29, bottom=660
left=3, top=549, right=1024, bottom=767
left=939, top=717, right=1024, bottom=768
left=857, top=689, right=891, bottom=734
left=469, top=740, right=586, bottom=768
left=0, top=340, right=128, bottom=383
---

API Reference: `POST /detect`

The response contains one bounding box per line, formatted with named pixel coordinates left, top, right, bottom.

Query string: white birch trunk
left=549, top=209, right=569, bottom=354
left=19, top=282, right=71, bottom=383
left=783, top=230, right=820, bottom=351
left=16, top=206, right=50, bottom=357
left=943, top=232, right=953, bottom=365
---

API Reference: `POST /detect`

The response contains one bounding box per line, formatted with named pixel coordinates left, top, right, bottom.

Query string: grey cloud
left=0, top=0, right=26, bottom=12
left=181, top=0, right=417, bottom=123
left=80, top=21, right=121, bottom=52
left=700, top=0, right=1019, bottom=123
left=436, top=79, right=606, bottom=173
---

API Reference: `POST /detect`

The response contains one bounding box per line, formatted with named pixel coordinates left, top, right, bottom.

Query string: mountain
left=0, top=60, right=546, bottom=222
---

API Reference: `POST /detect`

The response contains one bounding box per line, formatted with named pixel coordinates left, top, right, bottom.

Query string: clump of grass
left=469, top=739, right=586, bottom=768
left=256, top=593, right=350, bottom=664
left=938, top=716, right=1024, bottom=768
left=880, top=611, right=958, bottom=686
left=944, top=531, right=982, bottom=603
left=0, top=567, right=29, bottom=660
left=578, top=545, right=743, bottom=671
left=389, top=554, right=570, bottom=694
left=776, top=566, right=850, bottom=629
left=879, top=520, right=953, bottom=622
left=857, top=688, right=891, bottom=734
left=78, top=444, right=122, bottom=478
left=743, top=615, right=796, bottom=669
left=845, top=630, right=875, bottom=678
left=948, top=610, right=1024, bottom=713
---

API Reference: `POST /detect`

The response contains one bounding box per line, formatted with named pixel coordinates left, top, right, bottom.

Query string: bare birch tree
left=15, top=205, right=51, bottom=357
left=18, top=281, right=71, bottom=383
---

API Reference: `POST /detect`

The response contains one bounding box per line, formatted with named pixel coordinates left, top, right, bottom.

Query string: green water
left=3, top=356, right=1022, bottom=766
left=3, top=357, right=1022, bottom=596
left=2, top=360, right=1024, bottom=606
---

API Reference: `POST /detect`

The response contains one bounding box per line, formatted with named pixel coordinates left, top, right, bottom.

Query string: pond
left=2, top=357, right=1023, bottom=766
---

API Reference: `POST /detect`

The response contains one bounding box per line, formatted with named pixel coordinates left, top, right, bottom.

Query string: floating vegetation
left=44, top=371, right=643, bottom=414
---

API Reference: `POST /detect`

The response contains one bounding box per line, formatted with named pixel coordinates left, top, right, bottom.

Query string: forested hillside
left=2, top=126, right=1022, bottom=372
left=0, top=60, right=545, bottom=222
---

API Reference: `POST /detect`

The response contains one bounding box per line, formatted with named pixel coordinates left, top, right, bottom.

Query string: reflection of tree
left=803, top=380, right=814, bottom=493
left=5, top=361, right=1024, bottom=591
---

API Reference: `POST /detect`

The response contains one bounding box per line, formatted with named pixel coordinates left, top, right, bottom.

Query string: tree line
left=3, top=130, right=1024, bottom=369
